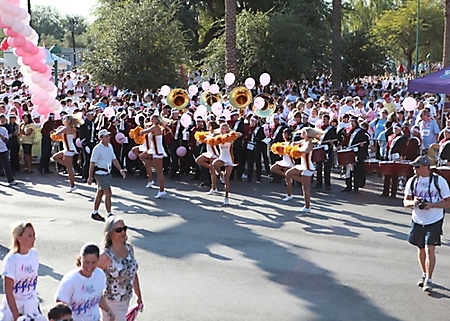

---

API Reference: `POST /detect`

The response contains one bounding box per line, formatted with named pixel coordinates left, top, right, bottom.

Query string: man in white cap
left=404, top=155, right=450, bottom=292
left=87, top=129, right=126, bottom=221
left=339, top=97, right=354, bottom=119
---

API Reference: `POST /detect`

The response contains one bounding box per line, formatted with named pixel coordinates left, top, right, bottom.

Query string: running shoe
left=155, top=191, right=167, bottom=199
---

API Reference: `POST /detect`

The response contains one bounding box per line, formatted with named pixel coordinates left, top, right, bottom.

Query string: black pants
left=9, top=141, right=20, bottom=172
left=383, top=174, right=398, bottom=196
left=170, top=140, right=182, bottom=178
left=246, top=148, right=257, bottom=182
left=345, top=160, right=365, bottom=190
left=0, top=151, right=14, bottom=183
left=316, top=158, right=332, bottom=187
left=232, top=145, right=245, bottom=179
left=38, top=136, right=52, bottom=172
left=258, top=142, right=270, bottom=174
left=82, top=144, right=95, bottom=180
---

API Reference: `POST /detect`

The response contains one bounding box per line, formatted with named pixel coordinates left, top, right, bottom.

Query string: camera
left=418, top=198, right=427, bottom=210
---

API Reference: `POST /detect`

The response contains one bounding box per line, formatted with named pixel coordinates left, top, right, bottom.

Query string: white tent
left=0, top=58, right=5, bottom=64
left=44, top=48, right=72, bottom=67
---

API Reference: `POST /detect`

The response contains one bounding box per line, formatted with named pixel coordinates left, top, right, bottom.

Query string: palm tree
left=225, top=0, right=238, bottom=79
left=331, top=0, right=342, bottom=91
left=443, top=0, right=450, bottom=66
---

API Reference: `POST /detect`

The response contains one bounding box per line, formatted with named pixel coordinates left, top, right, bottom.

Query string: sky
left=19, top=0, right=97, bottom=22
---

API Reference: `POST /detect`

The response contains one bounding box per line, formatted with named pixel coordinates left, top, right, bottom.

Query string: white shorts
left=0, top=296, right=40, bottom=321
left=64, top=151, right=77, bottom=157
left=301, top=169, right=315, bottom=177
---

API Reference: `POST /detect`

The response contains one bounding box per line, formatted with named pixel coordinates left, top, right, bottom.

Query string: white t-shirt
left=339, top=105, right=354, bottom=118
left=91, top=143, right=116, bottom=175
left=1, top=249, right=39, bottom=300
left=56, top=268, right=106, bottom=321
left=405, top=175, right=450, bottom=225
left=65, top=79, right=74, bottom=91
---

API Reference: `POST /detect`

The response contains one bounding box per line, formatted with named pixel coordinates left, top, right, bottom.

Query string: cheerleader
left=195, top=121, right=220, bottom=194
left=211, top=123, right=243, bottom=205
left=52, top=115, right=83, bottom=193
left=140, top=115, right=169, bottom=199
left=131, top=117, right=154, bottom=188
left=270, top=129, right=296, bottom=201
left=285, top=127, right=324, bottom=212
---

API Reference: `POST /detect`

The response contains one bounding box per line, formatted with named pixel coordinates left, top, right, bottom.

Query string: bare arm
left=99, top=295, right=115, bottom=321
left=4, top=277, right=20, bottom=320
left=133, top=273, right=143, bottom=306
left=403, top=194, right=419, bottom=208
left=425, top=196, right=450, bottom=210
left=87, top=161, right=96, bottom=185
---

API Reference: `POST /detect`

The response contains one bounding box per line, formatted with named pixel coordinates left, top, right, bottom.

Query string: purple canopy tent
left=407, top=66, right=450, bottom=93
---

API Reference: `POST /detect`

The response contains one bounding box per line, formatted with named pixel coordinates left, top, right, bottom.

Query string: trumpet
left=167, top=88, right=189, bottom=110
left=229, top=86, right=253, bottom=109
left=252, top=93, right=276, bottom=118
left=200, top=90, right=223, bottom=111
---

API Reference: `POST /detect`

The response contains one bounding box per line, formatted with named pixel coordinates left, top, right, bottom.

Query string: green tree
left=83, top=0, right=187, bottom=92
left=201, top=8, right=330, bottom=82
left=372, top=0, right=444, bottom=71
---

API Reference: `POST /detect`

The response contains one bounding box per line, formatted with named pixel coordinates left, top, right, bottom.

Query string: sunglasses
left=114, top=226, right=128, bottom=233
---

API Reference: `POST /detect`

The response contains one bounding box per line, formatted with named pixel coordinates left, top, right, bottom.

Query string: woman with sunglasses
left=56, top=243, right=116, bottom=321
left=0, top=222, right=39, bottom=321
left=98, top=217, right=143, bottom=321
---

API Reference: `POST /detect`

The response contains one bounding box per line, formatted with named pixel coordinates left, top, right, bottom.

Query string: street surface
left=0, top=171, right=449, bottom=321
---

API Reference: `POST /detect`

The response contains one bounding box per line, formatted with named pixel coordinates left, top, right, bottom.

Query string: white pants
left=101, top=299, right=130, bottom=321
left=0, top=296, right=39, bottom=321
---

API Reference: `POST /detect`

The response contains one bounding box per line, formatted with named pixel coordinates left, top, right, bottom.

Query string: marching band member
left=381, top=124, right=408, bottom=198
left=315, top=114, right=338, bottom=190
left=228, top=110, right=245, bottom=180
left=211, top=123, right=243, bottom=205
left=406, top=125, right=422, bottom=161
left=268, top=114, right=286, bottom=183
left=78, top=109, right=97, bottom=182
left=140, top=115, right=169, bottom=199
left=195, top=121, right=220, bottom=193
left=341, top=116, right=369, bottom=193
left=270, top=129, right=295, bottom=200
left=245, top=116, right=268, bottom=182
left=52, top=115, right=84, bottom=193
left=438, top=127, right=450, bottom=166
left=285, top=127, right=324, bottom=212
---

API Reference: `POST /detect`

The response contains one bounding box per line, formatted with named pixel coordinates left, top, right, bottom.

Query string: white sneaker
left=220, top=175, right=225, bottom=184
left=283, top=195, right=294, bottom=201
left=67, top=186, right=77, bottom=193
left=8, top=180, right=17, bottom=186
left=299, top=206, right=311, bottom=213
left=241, top=174, right=248, bottom=179
left=206, top=188, right=218, bottom=195
left=223, top=197, right=229, bottom=205
left=155, top=191, right=167, bottom=199
left=145, top=181, right=155, bottom=188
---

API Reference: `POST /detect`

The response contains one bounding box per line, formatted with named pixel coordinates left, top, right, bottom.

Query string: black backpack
left=409, top=173, right=443, bottom=201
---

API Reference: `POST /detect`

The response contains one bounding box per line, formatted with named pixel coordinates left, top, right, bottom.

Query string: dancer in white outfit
left=211, top=123, right=242, bottom=205
left=195, top=121, right=220, bottom=194
left=133, top=122, right=155, bottom=188
left=140, top=115, right=170, bottom=199
left=53, top=115, right=83, bottom=193
left=270, top=129, right=295, bottom=201
left=285, top=127, right=324, bottom=212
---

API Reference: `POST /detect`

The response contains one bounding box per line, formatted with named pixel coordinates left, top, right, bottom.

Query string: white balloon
left=11, top=20, right=25, bottom=33
left=18, top=8, right=28, bottom=20
left=11, top=5, right=21, bottom=17
left=196, top=105, right=207, bottom=116
left=259, top=73, right=271, bottom=86
left=201, top=81, right=210, bottom=91
left=254, top=97, right=265, bottom=110
left=2, top=16, right=15, bottom=27
left=209, top=84, right=220, bottom=94
left=160, top=85, right=171, bottom=96
left=245, top=77, right=256, bottom=90
left=31, top=73, right=43, bottom=84
left=188, top=84, right=198, bottom=96
left=224, top=72, right=236, bottom=86
left=20, top=25, right=32, bottom=38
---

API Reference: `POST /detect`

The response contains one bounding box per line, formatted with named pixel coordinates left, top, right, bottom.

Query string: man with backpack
left=404, top=156, right=450, bottom=292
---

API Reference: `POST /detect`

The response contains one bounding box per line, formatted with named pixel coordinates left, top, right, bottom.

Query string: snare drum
left=337, top=149, right=355, bottom=166
left=394, top=160, right=413, bottom=177
left=312, top=146, right=326, bottom=163
left=435, top=166, right=450, bottom=185
left=378, top=161, right=396, bottom=176
left=364, top=159, right=379, bottom=173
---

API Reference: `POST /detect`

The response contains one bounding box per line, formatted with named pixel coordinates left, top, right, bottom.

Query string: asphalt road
left=0, top=170, right=449, bottom=321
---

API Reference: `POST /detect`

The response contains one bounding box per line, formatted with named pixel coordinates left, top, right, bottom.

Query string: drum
left=394, top=160, right=413, bottom=177
left=435, top=166, right=450, bottom=184
left=312, top=146, right=326, bottom=162
left=337, top=149, right=355, bottom=165
left=378, top=161, right=396, bottom=176
left=364, top=159, right=379, bottom=173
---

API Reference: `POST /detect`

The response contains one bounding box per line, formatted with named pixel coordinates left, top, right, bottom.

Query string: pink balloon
left=201, top=81, right=210, bottom=91
left=211, top=102, right=222, bottom=116
left=0, top=20, right=6, bottom=29
left=0, top=2, right=13, bottom=14
left=259, top=73, right=271, bottom=86
left=180, top=113, right=192, bottom=128
left=22, top=54, right=35, bottom=66
left=30, top=61, right=43, bottom=72
left=209, top=84, right=220, bottom=94
left=38, top=63, right=48, bottom=74
left=13, top=47, right=26, bottom=57
left=23, top=40, right=35, bottom=53
left=36, top=105, right=49, bottom=114
left=222, top=109, right=231, bottom=121
left=11, top=5, right=22, bottom=17
left=31, top=73, right=43, bottom=84
left=37, top=91, right=49, bottom=103
left=36, top=47, right=45, bottom=60
left=254, top=97, right=265, bottom=110
left=13, top=35, right=26, bottom=48
left=128, top=150, right=137, bottom=160
left=402, top=97, right=416, bottom=111
left=30, top=45, right=39, bottom=55
left=115, top=132, right=125, bottom=144
left=4, top=28, right=18, bottom=38
left=75, top=138, right=83, bottom=148
left=103, top=107, right=116, bottom=118
left=188, top=85, right=198, bottom=96
left=7, top=37, right=14, bottom=47
left=31, top=95, right=43, bottom=106
left=176, top=146, right=187, bottom=157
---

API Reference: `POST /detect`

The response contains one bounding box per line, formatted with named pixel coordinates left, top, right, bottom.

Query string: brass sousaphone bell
left=167, top=88, right=189, bottom=110
left=200, top=90, right=223, bottom=111
left=252, top=93, right=276, bottom=118
left=229, top=86, right=253, bottom=109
